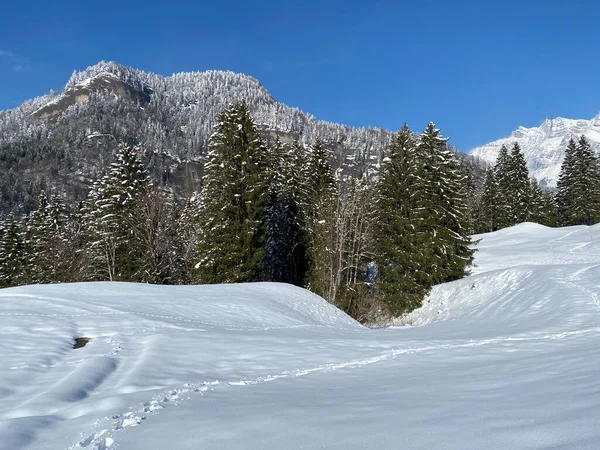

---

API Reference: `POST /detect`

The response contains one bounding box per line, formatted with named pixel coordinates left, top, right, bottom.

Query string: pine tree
left=264, top=138, right=308, bottom=285
left=195, top=102, right=270, bottom=283
left=573, top=136, right=600, bottom=225
left=556, top=136, right=600, bottom=225
left=479, top=169, right=499, bottom=232
left=0, top=214, right=28, bottom=288
left=305, top=138, right=339, bottom=300
left=555, top=138, right=578, bottom=225
left=417, top=123, right=474, bottom=284
left=82, top=143, right=152, bottom=281
left=528, top=177, right=546, bottom=224
left=494, top=144, right=512, bottom=228
left=374, top=124, right=429, bottom=314
left=507, top=143, right=531, bottom=224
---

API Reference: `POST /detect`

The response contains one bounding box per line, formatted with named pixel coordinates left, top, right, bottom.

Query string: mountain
left=470, top=114, right=600, bottom=187
left=0, top=61, right=483, bottom=214
left=0, top=61, right=394, bottom=213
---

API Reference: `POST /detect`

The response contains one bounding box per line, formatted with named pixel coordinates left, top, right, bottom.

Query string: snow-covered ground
left=2, top=223, right=600, bottom=449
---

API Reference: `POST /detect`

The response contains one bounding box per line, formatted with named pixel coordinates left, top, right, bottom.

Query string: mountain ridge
left=470, top=113, right=600, bottom=187
left=0, top=60, right=482, bottom=214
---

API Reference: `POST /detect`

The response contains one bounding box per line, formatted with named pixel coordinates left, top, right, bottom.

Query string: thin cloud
left=0, top=50, right=31, bottom=72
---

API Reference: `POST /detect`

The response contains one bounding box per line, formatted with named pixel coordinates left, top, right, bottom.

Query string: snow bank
left=2, top=223, right=600, bottom=449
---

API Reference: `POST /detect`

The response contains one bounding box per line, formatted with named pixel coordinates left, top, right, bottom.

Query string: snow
left=3, top=223, right=600, bottom=449
left=470, top=113, right=600, bottom=187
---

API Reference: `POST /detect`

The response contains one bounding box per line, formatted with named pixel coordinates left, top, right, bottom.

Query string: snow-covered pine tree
left=555, top=138, right=578, bottom=225
left=374, top=124, right=429, bottom=315
left=25, top=192, right=50, bottom=283
left=478, top=168, right=499, bottom=232
left=506, top=143, right=532, bottom=224
left=573, top=136, right=600, bottom=225
left=528, top=177, right=546, bottom=225
left=0, top=214, right=28, bottom=288
left=194, top=102, right=270, bottom=283
left=494, top=144, right=513, bottom=228
left=264, top=138, right=308, bottom=285
left=82, top=144, right=152, bottom=281
left=417, top=123, right=474, bottom=284
left=556, top=136, right=600, bottom=225
left=305, top=138, right=339, bottom=300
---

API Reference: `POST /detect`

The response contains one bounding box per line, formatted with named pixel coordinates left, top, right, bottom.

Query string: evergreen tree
left=555, top=138, right=578, bottom=225
left=494, top=145, right=513, bottom=228
left=528, top=177, right=547, bottom=225
left=374, top=124, right=429, bottom=314
left=507, top=143, right=531, bottom=224
left=573, top=136, right=600, bottom=225
left=417, top=123, right=474, bottom=284
left=0, top=214, right=28, bottom=288
left=305, top=138, right=338, bottom=300
left=556, top=136, right=600, bottom=225
left=195, top=102, right=270, bottom=283
left=264, top=139, right=308, bottom=285
left=82, top=144, right=152, bottom=281
left=479, top=169, right=499, bottom=232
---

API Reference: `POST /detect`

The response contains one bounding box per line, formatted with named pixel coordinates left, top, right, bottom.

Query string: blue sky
left=1, top=0, right=599, bottom=150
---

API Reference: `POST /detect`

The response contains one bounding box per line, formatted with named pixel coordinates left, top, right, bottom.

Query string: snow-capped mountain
left=0, top=61, right=485, bottom=214
left=470, top=114, right=600, bottom=187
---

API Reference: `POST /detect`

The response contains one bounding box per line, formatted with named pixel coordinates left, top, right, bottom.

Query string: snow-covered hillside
left=470, top=114, right=600, bottom=186
left=3, top=223, right=600, bottom=449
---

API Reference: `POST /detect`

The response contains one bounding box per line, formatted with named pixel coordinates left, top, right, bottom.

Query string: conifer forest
left=0, top=99, right=594, bottom=322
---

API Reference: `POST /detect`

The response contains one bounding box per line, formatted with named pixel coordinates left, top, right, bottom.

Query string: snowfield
left=2, top=223, right=600, bottom=449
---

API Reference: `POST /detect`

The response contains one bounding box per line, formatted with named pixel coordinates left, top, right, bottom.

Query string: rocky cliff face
left=33, top=72, right=152, bottom=120
left=470, top=114, right=600, bottom=187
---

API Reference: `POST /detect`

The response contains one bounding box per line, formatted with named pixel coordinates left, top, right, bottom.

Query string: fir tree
left=555, top=138, right=578, bottom=225
left=82, top=144, right=152, bottom=281
left=195, top=102, right=270, bottom=283
left=417, top=123, right=474, bottom=284
left=506, top=143, right=532, bottom=224
left=556, top=136, right=600, bottom=225
left=264, top=139, right=308, bottom=285
left=494, top=145, right=512, bottom=228
left=528, top=177, right=546, bottom=225
left=374, top=124, right=429, bottom=314
left=0, top=214, right=28, bottom=288
left=479, top=169, right=499, bottom=232
left=305, top=138, right=338, bottom=300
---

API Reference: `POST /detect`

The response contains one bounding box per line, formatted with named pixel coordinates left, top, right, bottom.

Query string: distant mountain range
left=0, top=61, right=481, bottom=214
left=470, top=114, right=600, bottom=187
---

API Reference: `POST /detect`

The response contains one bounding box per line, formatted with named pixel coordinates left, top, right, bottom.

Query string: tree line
left=471, top=136, right=600, bottom=233
left=0, top=102, right=476, bottom=322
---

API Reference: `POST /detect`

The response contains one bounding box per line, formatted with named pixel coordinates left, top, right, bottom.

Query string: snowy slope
left=3, top=224, right=600, bottom=449
left=470, top=114, right=600, bottom=186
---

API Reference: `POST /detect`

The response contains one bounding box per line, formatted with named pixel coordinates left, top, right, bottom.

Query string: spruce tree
left=195, top=102, right=270, bottom=283
left=82, top=144, right=151, bottom=281
left=507, top=143, right=531, bottom=224
left=494, top=145, right=513, bottom=228
left=555, top=138, right=578, bottom=225
left=556, top=136, right=600, bottom=225
left=264, top=139, right=308, bottom=285
left=528, top=177, right=546, bottom=225
left=305, top=138, right=338, bottom=300
left=0, top=214, right=28, bottom=288
left=479, top=169, right=499, bottom=232
left=417, top=123, right=474, bottom=284
left=374, top=124, right=429, bottom=314
left=573, top=136, right=600, bottom=224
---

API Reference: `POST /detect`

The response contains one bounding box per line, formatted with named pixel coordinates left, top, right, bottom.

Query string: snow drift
left=2, top=223, right=600, bottom=449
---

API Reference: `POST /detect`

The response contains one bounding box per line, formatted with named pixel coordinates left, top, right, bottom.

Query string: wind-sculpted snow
left=3, top=223, right=600, bottom=449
